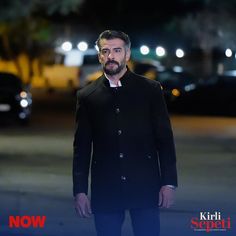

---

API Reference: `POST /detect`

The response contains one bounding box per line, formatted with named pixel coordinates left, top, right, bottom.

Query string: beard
left=103, top=60, right=126, bottom=76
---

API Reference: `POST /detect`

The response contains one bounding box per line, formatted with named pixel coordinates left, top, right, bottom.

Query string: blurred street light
left=225, top=48, right=232, bottom=57
left=140, top=45, right=150, bottom=55
left=176, top=48, right=185, bottom=58
left=155, top=46, right=166, bottom=57
left=77, top=41, right=88, bottom=51
left=61, top=41, right=72, bottom=51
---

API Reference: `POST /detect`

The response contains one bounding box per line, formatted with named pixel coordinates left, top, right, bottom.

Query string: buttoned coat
left=73, top=68, right=178, bottom=213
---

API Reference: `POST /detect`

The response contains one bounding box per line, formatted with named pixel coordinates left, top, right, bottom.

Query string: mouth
left=106, top=61, right=119, bottom=66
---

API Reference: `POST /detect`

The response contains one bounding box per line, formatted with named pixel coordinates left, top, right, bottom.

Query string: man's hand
left=74, top=193, right=92, bottom=217
left=158, top=185, right=176, bottom=208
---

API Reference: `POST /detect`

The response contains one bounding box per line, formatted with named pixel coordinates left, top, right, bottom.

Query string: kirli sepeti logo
left=191, top=211, right=231, bottom=233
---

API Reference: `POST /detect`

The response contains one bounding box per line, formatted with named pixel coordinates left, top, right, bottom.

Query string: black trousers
left=94, top=207, right=160, bottom=236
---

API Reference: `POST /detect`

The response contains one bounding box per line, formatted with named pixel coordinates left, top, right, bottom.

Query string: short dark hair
left=95, top=30, right=131, bottom=51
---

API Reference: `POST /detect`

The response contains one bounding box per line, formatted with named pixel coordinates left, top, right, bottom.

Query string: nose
left=108, top=51, right=114, bottom=59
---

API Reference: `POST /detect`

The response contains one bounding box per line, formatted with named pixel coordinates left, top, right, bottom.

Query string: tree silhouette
left=0, top=0, right=83, bottom=83
left=178, top=0, right=236, bottom=76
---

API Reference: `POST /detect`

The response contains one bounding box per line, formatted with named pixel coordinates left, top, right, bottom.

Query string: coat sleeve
left=73, top=91, right=92, bottom=196
left=150, top=81, right=178, bottom=187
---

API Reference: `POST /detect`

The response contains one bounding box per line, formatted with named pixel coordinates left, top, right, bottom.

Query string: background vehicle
left=132, top=59, right=164, bottom=79
left=0, top=72, right=32, bottom=125
left=45, top=48, right=102, bottom=92
left=78, top=51, right=101, bottom=88
left=132, top=61, right=199, bottom=105
left=42, top=64, right=80, bottom=93
left=171, top=72, right=236, bottom=116
left=154, top=68, right=199, bottom=104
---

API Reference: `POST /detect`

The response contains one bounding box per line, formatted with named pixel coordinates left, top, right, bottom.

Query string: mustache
left=105, top=60, right=119, bottom=66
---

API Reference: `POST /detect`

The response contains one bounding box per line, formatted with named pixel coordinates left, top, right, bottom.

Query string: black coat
left=73, top=68, right=178, bottom=213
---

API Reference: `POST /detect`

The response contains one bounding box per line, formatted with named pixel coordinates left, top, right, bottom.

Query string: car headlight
left=171, top=88, right=181, bottom=97
left=20, top=91, right=28, bottom=98
left=16, top=91, right=32, bottom=107
left=20, top=99, right=29, bottom=108
left=184, top=84, right=196, bottom=92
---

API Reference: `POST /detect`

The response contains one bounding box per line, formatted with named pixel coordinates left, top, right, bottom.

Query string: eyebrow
left=101, top=47, right=122, bottom=51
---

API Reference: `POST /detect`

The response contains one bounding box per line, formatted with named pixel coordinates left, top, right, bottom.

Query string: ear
left=98, top=53, right=102, bottom=63
left=125, top=48, right=131, bottom=62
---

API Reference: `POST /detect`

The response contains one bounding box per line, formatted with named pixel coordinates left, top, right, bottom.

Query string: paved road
left=0, top=90, right=236, bottom=236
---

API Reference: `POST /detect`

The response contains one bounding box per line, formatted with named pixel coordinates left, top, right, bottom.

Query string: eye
left=101, top=49, right=110, bottom=55
left=114, top=48, right=122, bottom=53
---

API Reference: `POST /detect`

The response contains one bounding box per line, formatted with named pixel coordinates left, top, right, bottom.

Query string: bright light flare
left=20, top=91, right=27, bottom=98
left=176, top=49, right=184, bottom=58
left=61, top=41, right=72, bottom=51
left=20, top=99, right=29, bottom=108
left=155, top=46, right=166, bottom=57
left=172, top=89, right=180, bottom=97
left=140, top=45, right=150, bottom=55
left=225, top=48, right=232, bottom=57
left=77, top=41, right=88, bottom=51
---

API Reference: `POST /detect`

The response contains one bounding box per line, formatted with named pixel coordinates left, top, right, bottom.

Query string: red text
left=9, top=215, right=46, bottom=228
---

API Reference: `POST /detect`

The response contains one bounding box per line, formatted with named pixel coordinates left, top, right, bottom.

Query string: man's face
left=98, top=38, right=131, bottom=75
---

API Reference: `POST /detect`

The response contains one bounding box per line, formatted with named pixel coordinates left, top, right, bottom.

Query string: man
left=73, top=30, right=178, bottom=236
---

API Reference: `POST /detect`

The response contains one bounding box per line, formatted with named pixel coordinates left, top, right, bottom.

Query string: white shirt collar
left=105, top=74, right=122, bottom=87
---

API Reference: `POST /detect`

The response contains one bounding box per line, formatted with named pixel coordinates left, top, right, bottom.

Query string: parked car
left=130, top=62, right=199, bottom=106
left=154, top=68, right=199, bottom=104
left=133, top=62, right=199, bottom=104
left=132, top=59, right=164, bottom=79
left=79, top=52, right=102, bottom=87
left=171, top=72, right=236, bottom=116
left=0, top=72, right=32, bottom=125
